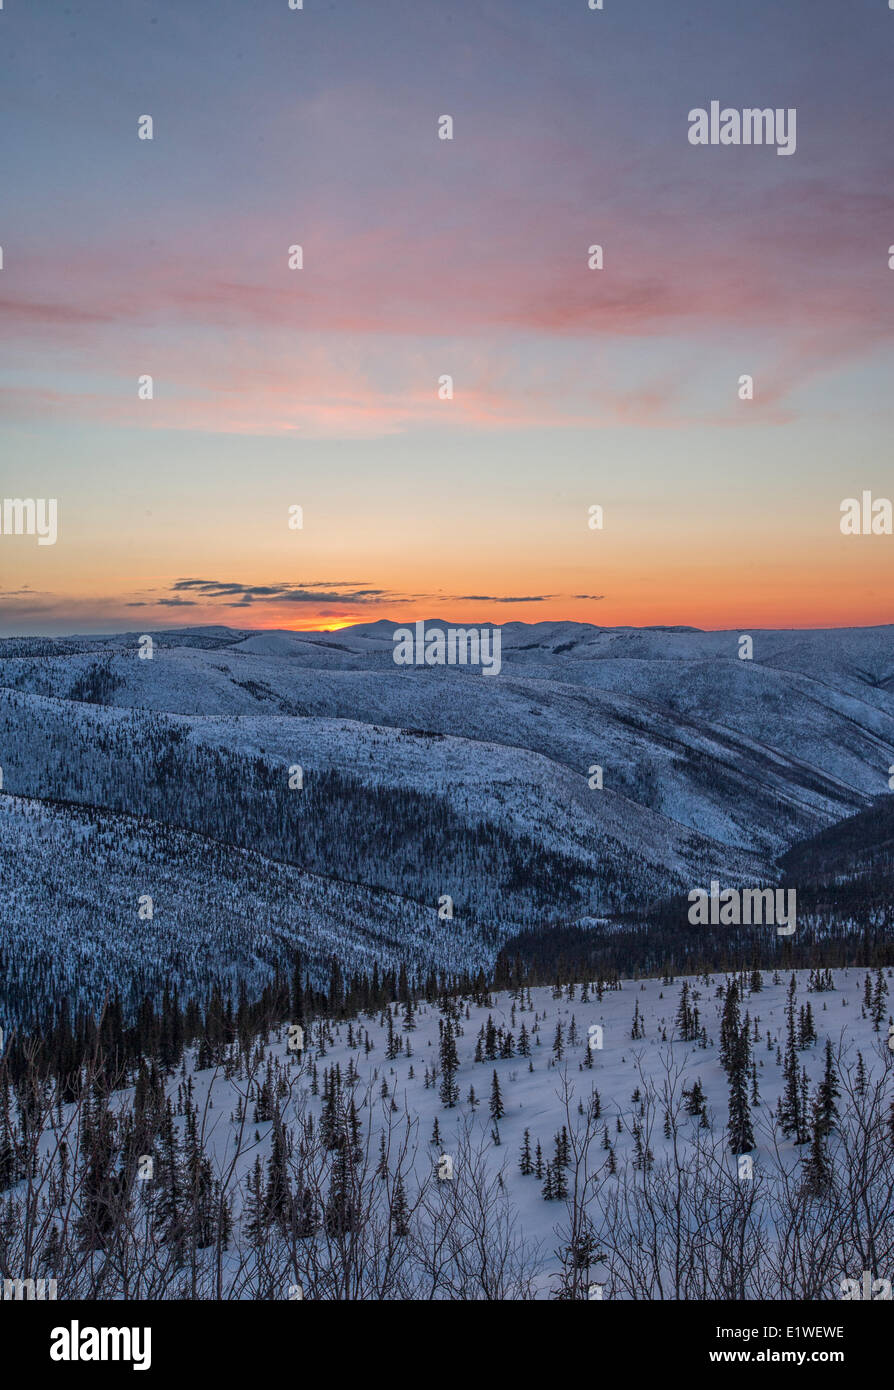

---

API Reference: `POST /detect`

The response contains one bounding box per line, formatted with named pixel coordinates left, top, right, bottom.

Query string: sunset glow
left=1, top=0, right=892, bottom=635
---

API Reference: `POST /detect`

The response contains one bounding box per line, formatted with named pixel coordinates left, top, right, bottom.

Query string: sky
left=1, top=0, right=893, bottom=635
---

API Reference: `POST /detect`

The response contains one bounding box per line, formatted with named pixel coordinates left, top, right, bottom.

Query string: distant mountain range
left=1, top=620, right=891, bottom=1024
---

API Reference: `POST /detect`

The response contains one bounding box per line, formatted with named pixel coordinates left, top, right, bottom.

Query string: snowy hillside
left=6, top=967, right=893, bottom=1300
left=0, top=795, right=501, bottom=1031
left=3, top=622, right=890, bottom=855
left=0, top=621, right=892, bottom=1022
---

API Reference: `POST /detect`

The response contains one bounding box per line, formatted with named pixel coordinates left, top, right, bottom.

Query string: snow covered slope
left=0, top=794, right=501, bottom=1030
left=14, top=966, right=892, bottom=1300
left=0, top=621, right=891, bottom=1018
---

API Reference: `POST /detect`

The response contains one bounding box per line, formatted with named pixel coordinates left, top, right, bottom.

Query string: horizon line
left=3, top=617, right=893, bottom=641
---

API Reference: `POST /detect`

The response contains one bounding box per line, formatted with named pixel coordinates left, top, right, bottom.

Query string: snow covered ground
left=1, top=620, right=892, bottom=1027
left=94, top=966, right=894, bottom=1299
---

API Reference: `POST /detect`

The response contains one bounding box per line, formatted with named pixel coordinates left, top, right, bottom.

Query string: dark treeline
left=8, top=903, right=893, bottom=1094
left=1, top=952, right=499, bottom=1093
left=495, top=914, right=894, bottom=989
left=779, top=793, right=894, bottom=883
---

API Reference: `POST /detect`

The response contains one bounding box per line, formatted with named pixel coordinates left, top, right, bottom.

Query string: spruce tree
left=684, top=1078, right=706, bottom=1116
left=489, top=1069, right=505, bottom=1122
left=779, top=976, right=806, bottom=1143
left=438, top=1020, right=460, bottom=1108
left=802, top=1101, right=832, bottom=1198
left=391, top=1175, right=410, bottom=1237
left=243, top=1156, right=267, bottom=1245
left=814, top=1040, right=840, bottom=1138
left=722, top=983, right=754, bottom=1153
left=871, top=969, right=889, bottom=1033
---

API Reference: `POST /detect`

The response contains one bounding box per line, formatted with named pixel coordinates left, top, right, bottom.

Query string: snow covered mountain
left=0, top=621, right=891, bottom=1019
